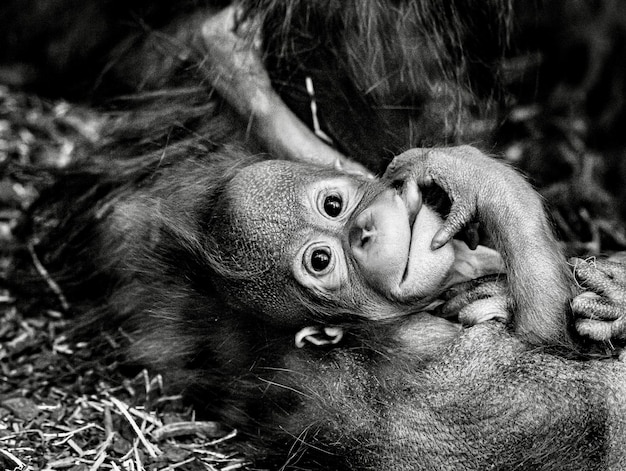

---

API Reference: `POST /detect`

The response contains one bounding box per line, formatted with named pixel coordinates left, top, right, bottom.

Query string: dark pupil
left=311, top=249, right=331, bottom=271
left=324, top=194, right=342, bottom=217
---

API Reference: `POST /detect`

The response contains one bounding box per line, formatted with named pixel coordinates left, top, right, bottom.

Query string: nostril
left=361, top=228, right=374, bottom=247
left=349, top=226, right=374, bottom=249
left=350, top=211, right=376, bottom=249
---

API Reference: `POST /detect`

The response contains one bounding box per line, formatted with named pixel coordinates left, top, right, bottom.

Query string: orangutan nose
left=350, top=211, right=376, bottom=249
left=348, top=189, right=410, bottom=290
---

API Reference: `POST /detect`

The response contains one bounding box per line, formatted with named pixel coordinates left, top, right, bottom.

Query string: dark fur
left=3, top=0, right=624, bottom=168
left=0, top=0, right=518, bottom=173
left=243, top=0, right=514, bottom=165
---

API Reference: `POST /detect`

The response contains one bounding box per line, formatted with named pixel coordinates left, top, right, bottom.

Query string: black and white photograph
left=1, top=1, right=626, bottom=469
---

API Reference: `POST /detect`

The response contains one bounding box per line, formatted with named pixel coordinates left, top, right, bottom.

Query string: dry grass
left=0, top=304, right=247, bottom=470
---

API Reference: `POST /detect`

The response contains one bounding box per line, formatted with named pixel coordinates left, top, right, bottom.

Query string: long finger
left=572, top=258, right=626, bottom=283
left=593, top=260, right=626, bottom=283
left=571, top=292, right=622, bottom=321
left=576, top=316, right=626, bottom=341
left=572, top=258, right=626, bottom=302
left=432, top=202, right=475, bottom=250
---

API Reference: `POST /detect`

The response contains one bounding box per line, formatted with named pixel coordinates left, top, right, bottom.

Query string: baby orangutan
left=30, top=144, right=626, bottom=469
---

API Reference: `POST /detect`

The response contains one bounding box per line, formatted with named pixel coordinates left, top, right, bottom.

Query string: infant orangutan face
left=217, top=160, right=455, bottom=323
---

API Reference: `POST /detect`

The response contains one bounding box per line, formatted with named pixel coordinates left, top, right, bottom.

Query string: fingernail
left=431, top=230, right=449, bottom=250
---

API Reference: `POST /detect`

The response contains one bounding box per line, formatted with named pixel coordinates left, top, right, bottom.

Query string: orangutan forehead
left=225, top=161, right=309, bottom=229
left=228, top=159, right=341, bottom=190
left=213, top=161, right=323, bottom=270
left=228, top=161, right=301, bottom=206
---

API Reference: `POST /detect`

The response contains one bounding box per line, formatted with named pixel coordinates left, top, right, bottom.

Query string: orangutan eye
left=311, top=248, right=331, bottom=272
left=323, top=194, right=343, bottom=218
left=295, top=242, right=343, bottom=291
left=303, top=244, right=335, bottom=276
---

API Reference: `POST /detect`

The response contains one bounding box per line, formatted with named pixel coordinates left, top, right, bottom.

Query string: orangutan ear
left=295, top=326, right=344, bottom=348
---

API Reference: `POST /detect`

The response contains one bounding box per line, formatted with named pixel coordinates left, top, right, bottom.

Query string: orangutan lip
left=398, top=182, right=422, bottom=283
